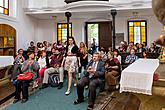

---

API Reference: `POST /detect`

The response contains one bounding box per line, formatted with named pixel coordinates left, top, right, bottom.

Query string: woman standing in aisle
left=63, top=37, right=79, bottom=95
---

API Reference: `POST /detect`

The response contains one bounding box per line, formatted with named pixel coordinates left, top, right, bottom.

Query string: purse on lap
left=17, top=72, right=33, bottom=81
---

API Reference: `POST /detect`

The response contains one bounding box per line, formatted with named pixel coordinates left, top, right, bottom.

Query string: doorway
left=85, top=21, right=112, bottom=52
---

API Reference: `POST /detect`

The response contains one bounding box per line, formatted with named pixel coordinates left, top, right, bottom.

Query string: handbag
left=17, top=72, right=33, bottom=81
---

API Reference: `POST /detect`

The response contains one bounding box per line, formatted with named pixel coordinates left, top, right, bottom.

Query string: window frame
left=0, top=0, right=9, bottom=15
left=127, top=20, right=147, bottom=45
left=57, top=23, right=72, bottom=43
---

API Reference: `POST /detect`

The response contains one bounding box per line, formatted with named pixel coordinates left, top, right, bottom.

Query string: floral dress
left=64, top=45, right=78, bottom=73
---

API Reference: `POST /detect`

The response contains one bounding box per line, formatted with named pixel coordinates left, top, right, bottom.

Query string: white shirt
left=38, top=57, right=46, bottom=68
left=92, top=61, right=99, bottom=71
left=89, top=61, right=99, bottom=78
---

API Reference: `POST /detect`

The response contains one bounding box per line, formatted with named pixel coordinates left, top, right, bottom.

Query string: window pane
left=69, top=24, right=71, bottom=28
left=4, top=8, right=8, bottom=15
left=134, top=22, right=140, bottom=27
left=5, top=0, right=9, bottom=9
left=134, top=27, right=141, bottom=44
left=129, top=22, right=133, bottom=26
left=0, top=0, right=4, bottom=7
left=141, top=22, right=145, bottom=26
left=0, top=7, right=4, bottom=13
left=58, top=24, right=61, bottom=28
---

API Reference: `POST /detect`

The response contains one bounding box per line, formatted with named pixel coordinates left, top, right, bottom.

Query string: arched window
left=0, top=0, right=9, bottom=15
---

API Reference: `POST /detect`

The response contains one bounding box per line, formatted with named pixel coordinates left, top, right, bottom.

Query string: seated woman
left=113, top=49, right=121, bottom=64
left=11, top=49, right=25, bottom=82
left=13, top=51, right=39, bottom=104
left=37, top=50, right=47, bottom=87
left=105, top=52, right=121, bottom=91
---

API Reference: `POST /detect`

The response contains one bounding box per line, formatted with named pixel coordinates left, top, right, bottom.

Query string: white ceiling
left=27, top=8, right=154, bottom=21
left=24, top=0, right=153, bottom=20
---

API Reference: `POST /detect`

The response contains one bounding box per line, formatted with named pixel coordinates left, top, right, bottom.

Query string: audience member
left=78, top=42, right=88, bottom=80
left=99, top=47, right=107, bottom=62
left=11, top=49, right=25, bottom=81
left=142, top=51, right=148, bottom=59
left=126, top=42, right=134, bottom=52
left=47, top=42, right=52, bottom=51
left=42, top=48, right=64, bottom=89
left=11, top=49, right=25, bottom=95
left=57, top=41, right=65, bottom=55
left=138, top=43, right=145, bottom=53
left=113, top=49, right=121, bottom=64
left=105, top=52, right=120, bottom=91
left=74, top=52, right=105, bottom=110
left=107, top=47, right=113, bottom=54
left=38, top=43, right=45, bottom=51
left=34, top=47, right=39, bottom=61
left=13, top=51, right=39, bottom=103
left=43, top=41, right=48, bottom=50
left=28, top=41, right=35, bottom=51
left=37, top=51, right=47, bottom=87
left=149, top=43, right=156, bottom=53
left=125, top=49, right=138, bottom=64
left=52, top=42, right=57, bottom=49
left=118, top=42, right=126, bottom=52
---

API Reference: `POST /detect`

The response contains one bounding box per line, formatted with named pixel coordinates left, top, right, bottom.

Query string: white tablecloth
left=0, top=56, right=14, bottom=68
left=120, top=59, right=159, bottom=95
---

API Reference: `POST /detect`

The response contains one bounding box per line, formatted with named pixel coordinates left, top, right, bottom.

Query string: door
left=99, top=22, right=112, bottom=51
left=85, top=21, right=112, bottom=52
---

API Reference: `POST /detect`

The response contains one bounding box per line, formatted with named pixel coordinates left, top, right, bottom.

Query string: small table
left=120, top=59, right=159, bottom=95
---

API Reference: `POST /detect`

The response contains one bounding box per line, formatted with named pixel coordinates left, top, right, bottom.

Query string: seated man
left=42, top=48, right=64, bottom=89
left=74, top=52, right=105, bottom=110
left=125, top=48, right=138, bottom=64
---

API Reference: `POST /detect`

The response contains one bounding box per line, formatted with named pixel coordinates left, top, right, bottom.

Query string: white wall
left=36, top=20, right=56, bottom=43
left=0, top=0, right=37, bottom=51
left=35, top=12, right=162, bottom=47
left=35, top=18, right=86, bottom=46
left=71, top=19, right=86, bottom=45
left=115, top=13, right=162, bottom=46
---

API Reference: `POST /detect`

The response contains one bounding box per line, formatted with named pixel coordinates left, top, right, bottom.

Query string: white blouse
left=38, top=57, right=47, bottom=68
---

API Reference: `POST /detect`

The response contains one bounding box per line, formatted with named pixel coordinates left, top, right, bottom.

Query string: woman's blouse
left=38, top=57, right=47, bottom=68
left=21, top=60, right=40, bottom=80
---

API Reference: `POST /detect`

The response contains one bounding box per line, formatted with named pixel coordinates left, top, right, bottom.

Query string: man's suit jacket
left=84, top=60, right=105, bottom=80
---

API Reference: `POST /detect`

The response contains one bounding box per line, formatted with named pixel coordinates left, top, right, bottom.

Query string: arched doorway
left=0, top=24, right=16, bottom=56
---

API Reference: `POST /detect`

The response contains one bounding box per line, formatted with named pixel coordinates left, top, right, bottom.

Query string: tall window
left=57, top=23, right=72, bottom=43
left=0, top=0, right=9, bottom=15
left=128, top=20, right=147, bottom=44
